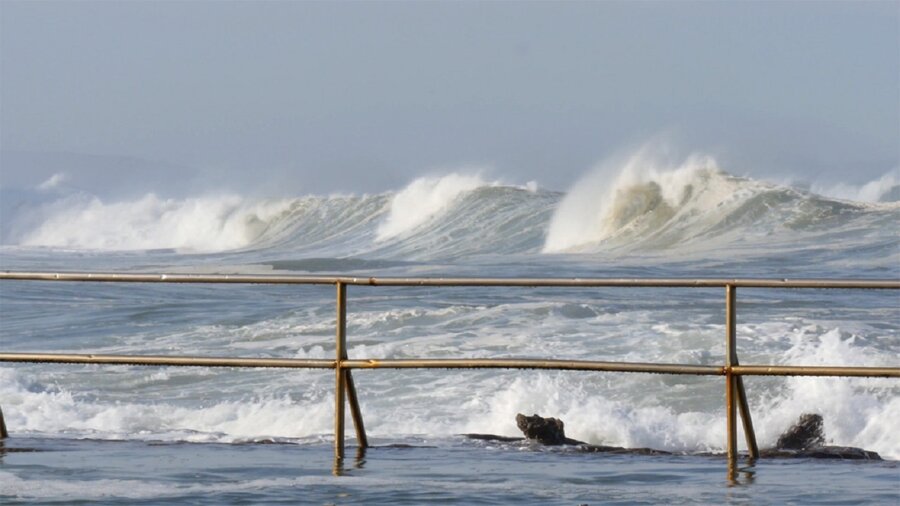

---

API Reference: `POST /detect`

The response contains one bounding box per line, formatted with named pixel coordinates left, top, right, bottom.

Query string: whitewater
left=1, top=151, right=898, bottom=504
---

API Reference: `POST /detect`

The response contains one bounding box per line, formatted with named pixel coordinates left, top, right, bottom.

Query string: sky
left=1, top=1, right=898, bottom=196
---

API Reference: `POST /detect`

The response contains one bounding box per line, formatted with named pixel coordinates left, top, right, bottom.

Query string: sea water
left=1, top=153, right=898, bottom=503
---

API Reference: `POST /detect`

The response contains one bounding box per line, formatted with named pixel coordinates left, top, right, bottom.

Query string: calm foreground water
left=1, top=166, right=898, bottom=503
left=2, top=437, right=898, bottom=505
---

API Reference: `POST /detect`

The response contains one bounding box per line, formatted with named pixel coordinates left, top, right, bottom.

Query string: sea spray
left=541, top=150, right=900, bottom=253
left=543, top=148, right=760, bottom=252
left=15, top=193, right=295, bottom=253
left=4, top=163, right=896, bottom=259
left=375, top=173, right=491, bottom=241
left=812, top=170, right=900, bottom=203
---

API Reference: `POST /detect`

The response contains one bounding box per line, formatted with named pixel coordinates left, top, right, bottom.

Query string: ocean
left=1, top=155, right=898, bottom=504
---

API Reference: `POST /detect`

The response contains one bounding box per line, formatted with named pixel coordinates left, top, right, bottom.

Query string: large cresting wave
left=3, top=153, right=897, bottom=259
left=543, top=148, right=898, bottom=253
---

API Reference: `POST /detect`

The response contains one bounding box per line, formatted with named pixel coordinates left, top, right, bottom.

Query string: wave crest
left=376, top=173, right=490, bottom=241
left=812, top=171, right=900, bottom=203
left=542, top=147, right=892, bottom=253
left=543, top=149, right=746, bottom=252
left=16, top=194, right=294, bottom=253
left=4, top=158, right=896, bottom=259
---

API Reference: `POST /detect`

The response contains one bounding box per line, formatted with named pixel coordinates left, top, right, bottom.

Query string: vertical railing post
left=345, top=371, right=369, bottom=449
left=726, top=284, right=761, bottom=466
left=335, top=282, right=347, bottom=461
left=725, top=284, right=738, bottom=468
left=334, top=281, right=368, bottom=466
left=733, top=371, right=759, bottom=460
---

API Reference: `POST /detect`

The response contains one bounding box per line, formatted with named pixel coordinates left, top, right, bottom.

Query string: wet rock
left=776, top=413, right=825, bottom=450
left=799, top=446, right=881, bottom=460
left=464, top=412, right=879, bottom=461
left=516, top=413, right=584, bottom=445
left=760, top=446, right=881, bottom=460
left=763, top=413, right=881, bottom=460
left=463, top=433, right=524, bottom=443
left=378, top=443, right=438, bottom=449
left=579, top=444, right=671, bottom=456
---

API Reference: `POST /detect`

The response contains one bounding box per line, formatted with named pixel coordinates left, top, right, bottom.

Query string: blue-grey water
left=3, top=438, right=899, bottom=505
left=1, top=165, right=898, bottom=503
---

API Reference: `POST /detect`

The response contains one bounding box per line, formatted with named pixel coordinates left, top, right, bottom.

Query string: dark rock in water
left=766, top=413, right=881, bottom=460
left=516, top=413, right=565, bottom=445
left=801, top=446, right=881, bottom=460
left=463, top=433, right=524, bottom=443
left=516, top=413, right=584, bottom=445
left=464, top=412, right=878, bottom=461
left=512, top=413, right=669, bottom=453
left=579, top=444, right=671, bottom=456
left=377, top=443, right=438, bottom=449
left=776, top=413, right=825, bottom=450
left=760, top=446, right=881, bottom=460
left=462, top=432, right=672, bottom=455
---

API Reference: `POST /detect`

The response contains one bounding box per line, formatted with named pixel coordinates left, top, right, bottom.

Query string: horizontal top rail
left=1, top=271, right=898, bottom=289
left=0, top=352, right=334, bottom=369
left=2, top=353, right=897, bottom=377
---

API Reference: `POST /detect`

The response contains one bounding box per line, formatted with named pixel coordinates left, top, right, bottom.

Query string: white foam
left=543, top=144, right=750, bottom=252
left=15, top=193, right=294, bottom=252
left=0, top=368, right=334, bottom=441
left=376, top=172, right=490, bottom=241
left=2, top=317, right=896, bottom=458
left=0, top=281, right=895, bottom=458
left=752, top=327, right=900, bottom=459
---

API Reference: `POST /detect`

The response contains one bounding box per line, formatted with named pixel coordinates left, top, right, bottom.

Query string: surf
left=2, top=154, right=897, bottom=262
left=542, top=147, right=898, bottom=253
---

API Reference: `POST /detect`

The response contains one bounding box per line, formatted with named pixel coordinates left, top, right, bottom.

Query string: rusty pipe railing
left=0, top=271, right=897, bottom=288
left=1, top=353, right=896, bottom=376
left=0, top=271, right=898, bottom=472
left=2, top=353, right=897, bottom=376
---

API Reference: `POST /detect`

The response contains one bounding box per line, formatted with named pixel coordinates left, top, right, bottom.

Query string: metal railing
left=1, top=271, right=898, bottom=474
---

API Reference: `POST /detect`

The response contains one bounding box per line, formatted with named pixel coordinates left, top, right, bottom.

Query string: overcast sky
left=1, top=1, right=897, bottom=195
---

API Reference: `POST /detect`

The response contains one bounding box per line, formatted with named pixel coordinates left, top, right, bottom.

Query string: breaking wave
left=542, top=149, right=897, bottom=253
left=812, top=171, right=900, bottom=204
left=4, top=157, right=897, bottom=259
left=376, top=173, right=491, bottom=241
left=13, top=194, right=296, bottom=253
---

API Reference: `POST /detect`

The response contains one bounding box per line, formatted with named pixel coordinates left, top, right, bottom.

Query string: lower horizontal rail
left=0, top=353, right=334, bottom=369
left=0, top=353, right=897, bottom=378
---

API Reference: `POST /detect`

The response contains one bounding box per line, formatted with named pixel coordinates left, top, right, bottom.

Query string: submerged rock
left=759, top=446, right=881, bottom=460
left=464, top=433, right=524, bottom=443
left=579, top=444, right=671, bottom=456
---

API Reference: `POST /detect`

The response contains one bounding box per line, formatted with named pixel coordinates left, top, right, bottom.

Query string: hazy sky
left=1, top=1, right=897, bottom=195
